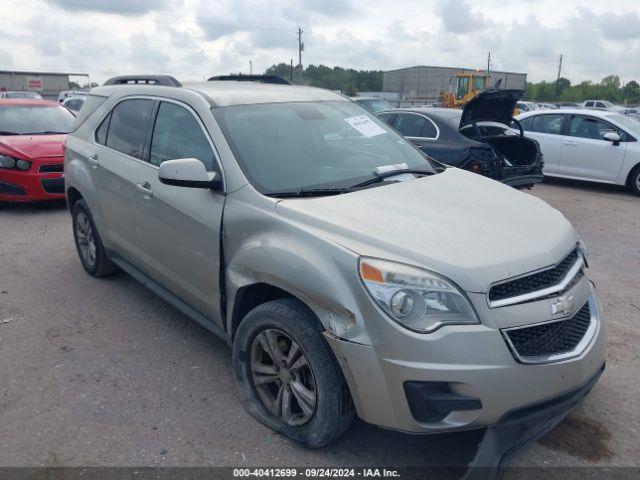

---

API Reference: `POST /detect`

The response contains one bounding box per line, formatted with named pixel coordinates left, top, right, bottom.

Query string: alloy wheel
left=76, top=212, right=96, bottom=267
left=250, top=328, right=317, bottom=426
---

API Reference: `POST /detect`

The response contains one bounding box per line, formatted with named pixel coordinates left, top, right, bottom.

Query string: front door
left=136, top=100, right=225, bottom=325
left=558, top=115, right=627, bottom=181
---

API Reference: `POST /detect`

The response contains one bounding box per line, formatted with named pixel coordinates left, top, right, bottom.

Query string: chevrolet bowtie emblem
left=551, top=295, right=576, bottom=315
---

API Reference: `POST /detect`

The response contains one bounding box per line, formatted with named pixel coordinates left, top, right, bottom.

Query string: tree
left=265, top=63, right=383, bottom=92
left=343, top=82, right=357, bottom=97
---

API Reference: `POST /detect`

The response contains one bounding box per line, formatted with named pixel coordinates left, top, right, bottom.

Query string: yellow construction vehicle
left=441, top=72, right=488, bottom=108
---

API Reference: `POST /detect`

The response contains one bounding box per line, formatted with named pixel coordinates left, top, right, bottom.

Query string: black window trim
left=91, top=95, right=226, bottom=189
left=393, top=111, right=440, bottom=140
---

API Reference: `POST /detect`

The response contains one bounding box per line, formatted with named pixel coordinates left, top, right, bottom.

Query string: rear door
left=558, top=114, right=627, bottom=181
left=520, top=113, right=565, bottom=174
left=134, top=100, right=225, bottom=325
left=391, top=112, right=439, bottom=149
left=92, top=98, right=156, bottom=265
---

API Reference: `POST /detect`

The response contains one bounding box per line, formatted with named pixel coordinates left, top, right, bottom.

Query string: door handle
left=136, top=182, right=153, bottom=198
left=562, top=141, right=577, bottom=146
left=87, top=153, right=99, bottom=166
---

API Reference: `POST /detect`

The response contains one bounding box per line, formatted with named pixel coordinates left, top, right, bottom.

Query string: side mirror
left=158, top=158, right=220, bottom=189
left=603, top=132, right=621, bottom=145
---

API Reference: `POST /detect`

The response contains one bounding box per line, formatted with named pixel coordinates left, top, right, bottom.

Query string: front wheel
left=629, top=166, right=640, bottom=196
left=232, top=299, right=354, bottom=447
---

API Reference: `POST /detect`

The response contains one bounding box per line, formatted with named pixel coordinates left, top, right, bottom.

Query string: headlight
left=0, top=155, right=16, bottom=169
left=16, top=159, right=31, bottom=170
left=359, top=258, right=479, bottom=333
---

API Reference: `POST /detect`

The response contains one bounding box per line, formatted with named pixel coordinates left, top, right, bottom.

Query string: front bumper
left=467, top=362, right=605, bottom=478
left=0, top=166, right=65, bottom=202
left=324, top=291, right=605, bottom=434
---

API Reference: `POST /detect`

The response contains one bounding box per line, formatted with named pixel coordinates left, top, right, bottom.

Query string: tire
left=233, top=298, right=354, bottom=447
left=628, top=166, right=640, bottom=196
left=71, top=199, right=118, bottom=277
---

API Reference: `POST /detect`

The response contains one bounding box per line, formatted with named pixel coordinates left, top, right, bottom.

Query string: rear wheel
left=629, top=166, right=640, bottom=196
left=72, top=199, right=118, bottom=277
left=233, top=298, right=354, bottom=447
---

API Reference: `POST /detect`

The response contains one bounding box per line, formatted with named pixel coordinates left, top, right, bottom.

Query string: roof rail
left=207, top=74, right=291, bottom=85
left=103, top=75, right=182, bottom=87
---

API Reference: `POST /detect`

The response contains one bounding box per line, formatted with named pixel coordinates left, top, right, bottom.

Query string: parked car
left=58, top=89, right=88, bottom=103
left=517, top=108, right=640, bottom=195
left=0, top=90, right=43, bottom=99
left=581, top=100, right=631, bottom=115
left=0, top=99, right=74, bottom=202
left=64, top=76, right=604, bottom=457
left=378, top=89, right=544, bottom=188
left=353, top=96, right=394, bottom=113
left=515, top=101, right=539, bottom=113
left=557, top=102, right=580, bottom=108
left=537, top=103, right=558, bottom=110
left=62, top=95, right=86, bottom=113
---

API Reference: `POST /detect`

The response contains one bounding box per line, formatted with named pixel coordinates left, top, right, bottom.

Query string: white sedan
left=516, top=109, right=640, bottom=195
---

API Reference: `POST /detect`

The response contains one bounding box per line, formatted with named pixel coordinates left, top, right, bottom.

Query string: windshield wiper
left=350, top=168, right=433, bottom=189
left=265, top=187, right=354, bottom=198
left=0, top=130, right=20, bottom=135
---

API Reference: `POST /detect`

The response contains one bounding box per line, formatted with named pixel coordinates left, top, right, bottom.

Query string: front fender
left=222, top=187, right=388, bottom=346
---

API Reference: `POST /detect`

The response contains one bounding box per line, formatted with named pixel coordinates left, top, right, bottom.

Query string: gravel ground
left=0, top=178, right=638, bottom=471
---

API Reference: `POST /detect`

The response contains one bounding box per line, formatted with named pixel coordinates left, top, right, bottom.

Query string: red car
left=0, top=99, right=75, bottom=202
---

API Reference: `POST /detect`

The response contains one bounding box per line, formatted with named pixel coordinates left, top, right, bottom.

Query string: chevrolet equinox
left=64, top=75, right=605, bottom=456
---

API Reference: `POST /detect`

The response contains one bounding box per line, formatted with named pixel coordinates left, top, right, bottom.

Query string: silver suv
left=64, top=76, right=604, bottom=456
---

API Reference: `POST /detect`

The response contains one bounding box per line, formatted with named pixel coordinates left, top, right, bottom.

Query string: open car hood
left=460, top=89, right=524, bottom=129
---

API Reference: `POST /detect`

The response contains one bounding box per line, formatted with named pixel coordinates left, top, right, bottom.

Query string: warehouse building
left=383, top=65, right=527, bottom=105
left=0, top=70, right=89, bottom=100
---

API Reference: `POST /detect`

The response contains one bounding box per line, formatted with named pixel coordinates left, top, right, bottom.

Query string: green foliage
left=265, top=63, right=383, bottom=93
left=524, top=75, right=638, bottom=104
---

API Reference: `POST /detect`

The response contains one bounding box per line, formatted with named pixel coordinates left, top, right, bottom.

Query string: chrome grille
left=489, top=249, right=580, bottom=305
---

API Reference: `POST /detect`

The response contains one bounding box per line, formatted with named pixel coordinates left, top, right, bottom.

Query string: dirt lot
left=0, top=178, right=639, bottom=470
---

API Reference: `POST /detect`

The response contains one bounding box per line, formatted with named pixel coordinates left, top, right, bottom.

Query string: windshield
left=608, top=113, right=640, bottom=136
left=213, top=101, right=437, bottom=193
left=356, top=98, right=393, bottom=113
left=0, top=105, right=75, bottom=134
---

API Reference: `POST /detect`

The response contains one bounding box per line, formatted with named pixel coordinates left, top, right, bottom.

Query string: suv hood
left=275, top=168, right=577, bottom=293
left=0, top=134, right=66, bottom=159
left=460, top=89, right=523, bottom=129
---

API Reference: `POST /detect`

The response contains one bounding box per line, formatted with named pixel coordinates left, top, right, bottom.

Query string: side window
left=95, top=112, right=110, bottom=145
left=569, top=116, right=618, bottom=140
left=595, top=102, right=606, bottom=109
left=529, top=114, right=564, bottom=135
left=585, top=101, right=594, bottom=108
left=519, top=116, right=533, bottom=130
left=377, top=113, right=395, bottom=125
left=149, top=101, right=216, bottom=171
left=420, top=118, right=438, bottom=138
left=106, top=99, right=154, bottom=158
left=393, top=113, right=427, bottom=137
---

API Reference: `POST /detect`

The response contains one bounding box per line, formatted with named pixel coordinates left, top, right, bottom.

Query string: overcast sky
left=1, top=0, right=639, bottom=85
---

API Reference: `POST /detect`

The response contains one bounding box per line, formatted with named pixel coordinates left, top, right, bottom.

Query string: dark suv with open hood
left=378, top=89, right=544, bottom=188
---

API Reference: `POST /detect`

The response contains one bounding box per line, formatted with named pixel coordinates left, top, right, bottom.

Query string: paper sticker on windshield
left=344, top=115, right=387, bottom=137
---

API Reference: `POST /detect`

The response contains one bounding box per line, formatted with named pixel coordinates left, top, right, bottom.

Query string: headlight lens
left=16, top=159, right=31, bottom=170
left=359, top=258, right=479, bottom=333
left=0, top=155, right=17, bottom=169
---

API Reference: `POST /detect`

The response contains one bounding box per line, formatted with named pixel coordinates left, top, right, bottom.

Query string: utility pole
left=290, top=59, right=294, bottom=83
left=249, top=60, right=253, bottom=75
left=297, top=26, right=304, bottom=84
left=487, top=51, right=491, bottom=81
left=554, top=54, right=563, bottom=101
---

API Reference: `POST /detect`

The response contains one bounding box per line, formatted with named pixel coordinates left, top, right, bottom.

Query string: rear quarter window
left=71, top=94, right=107, bottom=131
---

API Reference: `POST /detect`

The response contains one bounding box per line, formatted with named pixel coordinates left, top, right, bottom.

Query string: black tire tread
left=233, top=298, right=355, bottom=447
left=72, top=199, right=118, bottom=277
